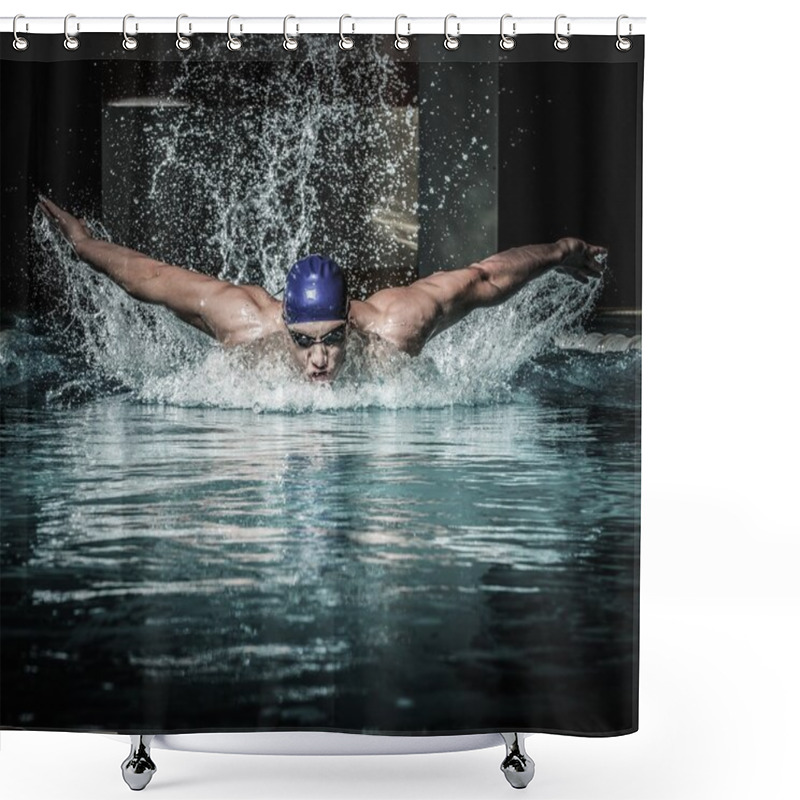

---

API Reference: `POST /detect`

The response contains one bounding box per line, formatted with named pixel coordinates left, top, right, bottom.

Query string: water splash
left=104, top=37, right=420, bottom=295
left=10, top=37, right=608, bottom=412
left=16, top=210, right=603, bottom=411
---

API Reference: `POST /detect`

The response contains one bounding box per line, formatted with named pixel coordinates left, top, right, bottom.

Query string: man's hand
left=37, top=196, right=92, bottom=252
left=554, top=237, right=608, bottom=284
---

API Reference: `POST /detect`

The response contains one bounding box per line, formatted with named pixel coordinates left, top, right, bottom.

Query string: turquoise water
left=1, top=333, right=639, bottom=734
left=1, top=198, right=639, bottom=735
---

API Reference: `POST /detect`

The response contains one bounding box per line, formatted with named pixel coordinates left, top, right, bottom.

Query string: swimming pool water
left=1, top=347, right=639, bottom=734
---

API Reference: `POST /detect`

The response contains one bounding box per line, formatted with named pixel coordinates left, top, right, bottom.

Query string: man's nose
left=310, top=343, right=328, bottom=367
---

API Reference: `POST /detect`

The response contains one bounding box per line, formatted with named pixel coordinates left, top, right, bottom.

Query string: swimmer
left=38, top=196, right=607, bottom=384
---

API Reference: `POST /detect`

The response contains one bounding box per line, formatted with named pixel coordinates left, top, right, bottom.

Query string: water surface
left=1, top=342, right=639, bottom=734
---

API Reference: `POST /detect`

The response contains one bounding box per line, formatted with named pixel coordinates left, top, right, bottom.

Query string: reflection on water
left=2, top=211, right=638, bottom=733
left=1, top=371, right=639, bottom=733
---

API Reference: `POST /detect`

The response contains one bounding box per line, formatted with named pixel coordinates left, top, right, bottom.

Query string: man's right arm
left=39, top=197, right=279, bottom=345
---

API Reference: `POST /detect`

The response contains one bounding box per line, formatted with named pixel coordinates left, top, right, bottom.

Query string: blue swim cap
left=283, top=255, right=349, bottom=324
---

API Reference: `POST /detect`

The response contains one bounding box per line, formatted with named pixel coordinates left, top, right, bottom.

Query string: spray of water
left=6, top=38, right=605, bottom=412
left=17, top=209, right=601, bottom=411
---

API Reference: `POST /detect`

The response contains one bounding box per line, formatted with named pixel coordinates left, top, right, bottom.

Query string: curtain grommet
left=444, top=14, right=460, bottom=51
left=339, top=15, right=355, bottom=50
left=554, top=14, right=570, bottom=51
left=394, top=15, right=410, bottom=50
left=122, top=14, right=138, bottom=51
left=176, top=14, right=192, bottom=51
left=227, top=15, right=242, bottom=51
left=616, top=15, right=632, bottom=51
left=64, top=13, right=80, bottom=51
left=500, top=14, right=516, bottom=50
left=283, top=15, right=299, bottom=51
left=12, top=14, right=29, bottom=51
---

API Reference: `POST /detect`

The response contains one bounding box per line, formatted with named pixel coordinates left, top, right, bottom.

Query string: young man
left=38, top=197, right=606, bottom=384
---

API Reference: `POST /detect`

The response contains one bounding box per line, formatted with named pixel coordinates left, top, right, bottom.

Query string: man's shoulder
left=240, top=284, right=281, bottom=311
left=243, top=286, right=284, bottom=328
left=349, top=298, right=399, bottom=340
left=348, top=298, right=379, bottom=328
left=215, top=286, right=283, bottom=346
left=348, top=298, right=425, bottom=356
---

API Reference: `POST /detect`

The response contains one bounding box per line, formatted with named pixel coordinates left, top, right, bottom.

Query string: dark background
left=1, top=34, right=642, bottom=318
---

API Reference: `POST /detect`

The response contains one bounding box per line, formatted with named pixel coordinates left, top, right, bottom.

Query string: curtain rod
left=1, top=16, right=646, bottom=36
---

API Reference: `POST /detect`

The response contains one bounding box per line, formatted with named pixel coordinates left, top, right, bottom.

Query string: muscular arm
left=39, top=197, right=279, bottom=345
left=357, top=238, right=607, bottom=355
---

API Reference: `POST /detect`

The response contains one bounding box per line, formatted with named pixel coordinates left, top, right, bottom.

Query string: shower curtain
left=1, top=26, right=643, bottom=738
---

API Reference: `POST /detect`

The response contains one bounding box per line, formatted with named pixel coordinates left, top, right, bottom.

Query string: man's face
left=285, top=320, right=348, bottom=383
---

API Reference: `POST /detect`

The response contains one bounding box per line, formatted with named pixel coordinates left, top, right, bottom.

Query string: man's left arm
left=360, top=238, right=606, bottom=354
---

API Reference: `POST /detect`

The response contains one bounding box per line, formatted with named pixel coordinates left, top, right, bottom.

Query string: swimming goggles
left=287, top=324, right=347, bottom=348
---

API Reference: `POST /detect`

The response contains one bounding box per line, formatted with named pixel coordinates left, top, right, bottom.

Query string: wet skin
left=37, top=196, right=608, bottom=385
left=285, top=320, right=348, bottom=383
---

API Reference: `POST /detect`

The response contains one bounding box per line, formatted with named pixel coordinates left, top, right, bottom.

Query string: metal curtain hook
left=64, top=13, right=80, bottom=51
left=616, top=15, right=632, bottom=51
left=444, top=14, right=460, bottom=51
left=176, top=13, right=191, bottom=50
left=339, top=14, right=354, bottom=50
left=554, top=14, right=570, bottom=51
left=283, top=15, right=298, bottom=51
left=122, top=14, right=138, bottom=51
left=500, top=14, right=516, bottom=50
left=13, top=14, right=29, bottom=51
left=394, top=14, right=410, bottom=50
left=227, top=15, right=242, bottom=50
